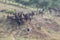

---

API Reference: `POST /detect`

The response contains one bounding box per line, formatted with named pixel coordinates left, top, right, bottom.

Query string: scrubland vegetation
left=0, top=0, right=60, bottom=40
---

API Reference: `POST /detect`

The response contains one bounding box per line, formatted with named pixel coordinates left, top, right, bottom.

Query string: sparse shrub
left=5, top=10, right=16, bottom=14
left=0, top=9, right=16, bottom=14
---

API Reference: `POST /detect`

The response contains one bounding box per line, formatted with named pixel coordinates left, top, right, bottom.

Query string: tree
left=38, top=1, right=49, bottom=10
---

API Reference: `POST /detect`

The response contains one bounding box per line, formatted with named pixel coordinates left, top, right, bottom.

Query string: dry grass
left=0, top=13, right=60, bottom=40
left=0, top=0, right=60, bottom=40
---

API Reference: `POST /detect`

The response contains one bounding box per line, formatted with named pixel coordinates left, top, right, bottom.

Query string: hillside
left=0, top=0, right=60, bottom=40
